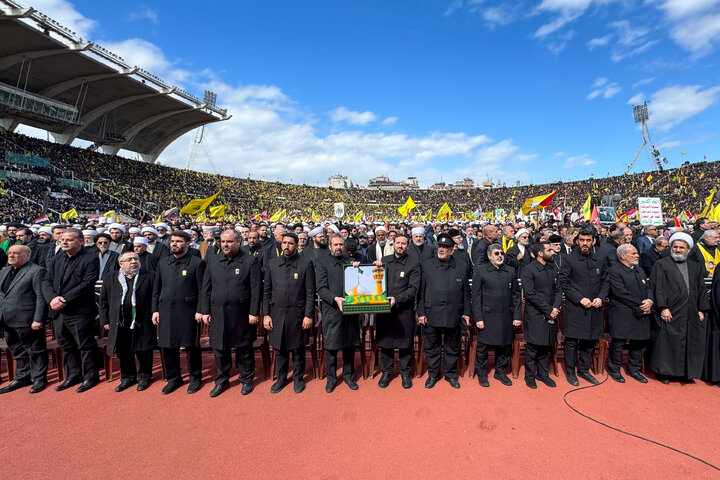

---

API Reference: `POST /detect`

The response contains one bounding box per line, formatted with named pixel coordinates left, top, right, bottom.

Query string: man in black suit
left=99, top=251, right=157, bottom=392
left=42, top=228, right=101, bottom=393
left=640, top=236, right=668, bottom=275
left=0, top=245, right=49, bottom=394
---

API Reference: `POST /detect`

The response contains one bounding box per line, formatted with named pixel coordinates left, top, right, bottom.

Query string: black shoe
left=493, top=371, right=512, bottom=386
left=241, top=382, right=253, bottom=395
left=658, top=377, right=670, bottom=385
left=29, top=379, right=48, bottom=394
left=345, top=377, right=359, bottom=390
left=525, top=377, right=537, bottom=389
left=115, top=378, right=137, bottom=392
left=628, top=371, right=648, bottom=384
left=0, top=378, right=32, bottom=394
left=161, top=379, right=184, bottom=395
left=538, top=376, right=556, bottom=388
left=137, top=381, right=150, bottom=391
left=187, top=379, right=202, bottom=394
left=446, top=377, right=461, bottom=389
left=55, top=377, right=82, bottom=392
left=425, top=376, right=438, bottom=389
left=477, top=376, right=490, bottom=387
left=378, top=373, right=391, bottom=388
left=566, top=372, right=579, bottom=386
left=76, top=378, right=99, bottom=393
left=401, top=375, right=412, bottom=389
left=325, top=379, right=336, bottom=393
left=608, top=371, right=625, bottom=383
left=271, top=378, right=289, bottom=394
left=209, top=382, right=229, bottom=398
left=293, top=378, right=305, bottom=394
left=579, top=371, right=599, bottom=385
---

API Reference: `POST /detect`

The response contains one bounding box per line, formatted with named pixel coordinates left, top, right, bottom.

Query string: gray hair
left=118, top=251, right=139, bottom=263
left=221, top=228, right=240, bottom=240
left=487, top=243, right=504, bottom=256
left=610, top=229, right=625, bottom=241
left=701, top=230, right=719, bottom=240
left=616, top=243, right=634, bottom=259
left=653, top=236, right=668, bottom=247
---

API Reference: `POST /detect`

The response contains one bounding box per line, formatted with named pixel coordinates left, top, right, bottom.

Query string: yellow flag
left=711, top=203, right=720, bottom=222
left=646, top=174, right=653, bottom=183
left=398, top=196, right=416, bottom=217
left=354, top=211, right=364, bottom=222
left=156, top=214, right=163, bottom=222
left=61, top=208, right=77, bottom=220
left=700, top=188, right=716, bottom=218
left=180, top=190, right=221, bottom=215
left=195, top=211, right=208, bottom=222
left=581, top=194, right=592, bottom=221
left=102, top=210, right=116, bottom=218
left=521, top=191, right=556, bottom=216
left=209, top=205, right=226, bottom=218
left=268, top=209, right=286, bottom=222
left=436, top=203, right=452, bottom=221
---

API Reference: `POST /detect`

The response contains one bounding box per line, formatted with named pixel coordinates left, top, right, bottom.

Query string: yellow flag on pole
left=398, top=196, right=416, bottom=218
left=61, top=208, right=78, bottom=220
left=436, top=203, right=452, bottom=221
left=209, top=205, right=226, bottom=218
left=699, top=188, right=716, bottom=218
left=180, top=190, right=221, bottom=215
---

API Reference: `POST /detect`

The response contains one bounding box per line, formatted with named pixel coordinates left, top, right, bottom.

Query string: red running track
left=1, top=353, right=718, bottom=479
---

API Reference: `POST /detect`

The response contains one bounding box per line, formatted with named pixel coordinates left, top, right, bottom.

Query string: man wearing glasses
left=506, top=228, right=534, bottom=276
left=471, top=244, right=521, bottom=387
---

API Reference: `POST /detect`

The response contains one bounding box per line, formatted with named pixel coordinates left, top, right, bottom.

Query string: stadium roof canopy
left=0, top=0, right=230, bottom=162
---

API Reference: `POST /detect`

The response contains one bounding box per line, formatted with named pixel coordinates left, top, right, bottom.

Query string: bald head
left=7, top=244, right=31, bottom=268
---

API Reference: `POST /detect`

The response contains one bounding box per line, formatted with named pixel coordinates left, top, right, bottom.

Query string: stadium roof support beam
left=38, top=68, right=138, bottom=97
left=0, top=42, right=93, bottom=71
left=0, top=6, right=35, bottom=17
left=60, top=88, right=175, bottom=145
left=139, top=118, right=227, bottom=164
left=114, top=106, right=194, bottom=145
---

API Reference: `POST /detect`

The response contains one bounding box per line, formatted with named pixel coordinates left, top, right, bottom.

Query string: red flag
left=590, top=205, right=599, bottom=224
left=674, top=215, right=681, bottom=228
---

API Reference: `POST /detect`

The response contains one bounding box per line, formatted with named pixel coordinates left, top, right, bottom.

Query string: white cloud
left=128, top=7, right=159, bottom=24
left=514, top=153, right=538, bottom=162
left=656, top=0, right=720, bottom=55
left=587, top=35, right=610, bottom=49
left=443, top=0, right=464, bottom=16
left=632, top=77, right=655, bottom=88
left=330, top=107, right=378, bottom=125
left=28, top=0, right=96, bottom=38
left=100, top=38, right=192, bottom=86
left=649, top=84, right=720, bottom=130
left=534, top=0, right=597, bottom=38
left=382, top=117, right=398, bottom=125
left=627, top=93, right=645, bottom=105
left=564, top=154, right=596, bottom=167
left=587, top=78, right=621, bottom=99
left=657, top=140, right=683, bottom=148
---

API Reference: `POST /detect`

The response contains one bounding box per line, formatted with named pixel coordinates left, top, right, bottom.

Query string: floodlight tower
left=626, top=102, right=663, bottom=174
left=186, top=90, right=218, bottom=171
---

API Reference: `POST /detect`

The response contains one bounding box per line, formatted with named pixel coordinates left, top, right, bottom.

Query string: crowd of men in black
left=0, top=213, right=718, bottom=397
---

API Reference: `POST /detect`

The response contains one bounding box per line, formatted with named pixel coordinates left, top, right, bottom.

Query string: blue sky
left=17, top=0, right=720, bottom=187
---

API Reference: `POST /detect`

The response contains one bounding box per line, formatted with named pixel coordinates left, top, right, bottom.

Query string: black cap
left=436, top=232, right=454, bottom=247
left=548, top=234, right=563, bottom=243
left=448, top=228, right=461, bottom=237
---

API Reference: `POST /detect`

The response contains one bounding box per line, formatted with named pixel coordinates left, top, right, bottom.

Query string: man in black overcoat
left=558, top=227, right=608, bottom=386
left=99, top=251, right=157, bottom=392
left=417, top=232, right=471, bottom=389
left=374, top=234, right=420, bottom=389
left=472, top=244, right=521, bottom=387
left=199, top=229, right=262, bottom=397
left=606, top=244, right=653, bottom=383
left=649, top=232, right=710, bottom=384
left=263, top=233, right=315, bottom=394
left=521, top=242, right=562, bottom=389
left=316, top=234, right=361, bottom=393
left=0, top=245, right=48, bottom=394
left=152, top=230, right=206, bottom=395
left=42, top=229, right=100, bottom=393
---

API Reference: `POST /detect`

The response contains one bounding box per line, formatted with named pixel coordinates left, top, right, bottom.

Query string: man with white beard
left=506, top=228, right=533, bottom=276
left=367, top=225, right=394, bottom=262
left=408, top=226, right=434, bottom=262
left=649, top=232, right=710, bottom=384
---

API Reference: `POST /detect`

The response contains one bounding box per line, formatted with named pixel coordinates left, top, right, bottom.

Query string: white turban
left=133, top=236, right=148, bottom=245
left=82, top=230, right=97, bottom=236
left=108, top=223, right=126, bottom=233
left=128, top=227, right=142, bottom=234
left=39, top=227, right=52, bottom=235
left=375, top=225, right=387, bottom=232
left=154, top=222, right=169, bottom=230
left=327, top=224, right=340, bottom=234
left=515, top=228, right=529, bottom=239
left=308, top=226, right=324, bottom=238
left=669, top=232, right=694, bottom=249
left=142, top=227, right=159, bottom=236
left=411, top=227, right=425, bottom=236
left=202, top=225, right=218, bottom=232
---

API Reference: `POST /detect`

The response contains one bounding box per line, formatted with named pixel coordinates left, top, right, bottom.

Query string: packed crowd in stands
left=0, top=128, right=718, bottom=223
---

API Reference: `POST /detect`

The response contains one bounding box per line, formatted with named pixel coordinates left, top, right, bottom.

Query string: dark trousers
left=54, top=315, right=99, bottom=382
left=115, top=327, right=153, bottom=382
left=475, top=342, right=511, bottom=379
left=213, top=345, right=254, bottom=386
left=161, top=346, right=202, bottom=383
left=2, top=324, right=48, bottom=381
left=276, top=345, right=306, bottom=380
left=326, top=347, right=356, bottom=382
left=608, top=338, right=647, bottom=375
left=380, top=347, right=412, bottom=376
left=424, top=325, right=461, bottom=380
left=524, top=342, right=551, bottom=380
left=563, top=337, right=596, bottom=374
